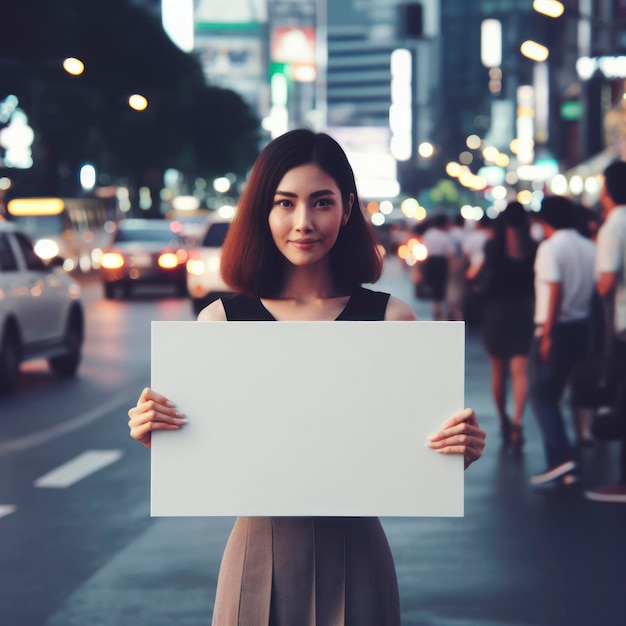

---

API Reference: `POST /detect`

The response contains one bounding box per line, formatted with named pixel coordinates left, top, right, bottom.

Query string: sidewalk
left=379, top=257, right=626, bottom=626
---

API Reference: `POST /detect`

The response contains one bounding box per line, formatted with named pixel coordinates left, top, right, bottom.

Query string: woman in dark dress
left=128, top=129, right=486, bottom=625
left=478, top=202, right=536, bottom=447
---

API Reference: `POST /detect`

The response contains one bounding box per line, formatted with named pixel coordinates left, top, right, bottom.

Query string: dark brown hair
left=220, top=128, right=383, bottom=297
left=603, top=160, right=626, bottom=205
left=538, top=195, right=578, bottom=230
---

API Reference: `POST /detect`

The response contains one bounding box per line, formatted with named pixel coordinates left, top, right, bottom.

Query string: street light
left=533, top=0, right=565, bottom=19
left=417, top=142, right=434, bottom=158
left=128, top=94, right=148, bottom=111
left=62, top=57, right=85, bottom=76
left=520, top=40, right=550, bottom=62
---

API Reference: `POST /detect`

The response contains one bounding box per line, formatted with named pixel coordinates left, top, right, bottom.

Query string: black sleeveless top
left=221, top=286, right=391, bottom=321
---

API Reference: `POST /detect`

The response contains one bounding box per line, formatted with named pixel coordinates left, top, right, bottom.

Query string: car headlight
left=34, top=239, right=60, bottom=261
left=186, top=259, right=206, bottom=275
left=101, top=252, right=125, bottom=269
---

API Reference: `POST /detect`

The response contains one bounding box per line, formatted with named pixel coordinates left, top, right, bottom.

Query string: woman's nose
left=294, top=204, right=313, bottom=230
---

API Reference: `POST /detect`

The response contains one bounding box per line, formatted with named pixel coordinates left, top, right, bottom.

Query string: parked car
left=0, top=222, right=84, bottom=394
left=99, top=219, right=190, bottom=299
left=186, top=218, right=232, bottom=315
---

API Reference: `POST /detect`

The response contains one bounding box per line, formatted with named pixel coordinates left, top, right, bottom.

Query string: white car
left=0, top=222, right=84, bottom=394
left=186, top=219, right=232, bottom=315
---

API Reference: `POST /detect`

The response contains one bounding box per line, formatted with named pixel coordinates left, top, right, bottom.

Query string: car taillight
left=175, top=248, right=188, bottom=263
left=101, top=252, right=125, bottom=269
left=158, top=252, right=179, bottom=269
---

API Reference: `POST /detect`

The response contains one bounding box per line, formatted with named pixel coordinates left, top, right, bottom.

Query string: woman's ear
left=342, top=193, right=354, bottom=226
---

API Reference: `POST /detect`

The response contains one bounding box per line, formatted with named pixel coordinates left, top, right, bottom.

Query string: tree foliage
left=0, top=0, right=260, bottom=197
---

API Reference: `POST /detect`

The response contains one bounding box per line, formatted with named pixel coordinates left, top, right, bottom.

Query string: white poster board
left=151, top=321, right=465, bottom=517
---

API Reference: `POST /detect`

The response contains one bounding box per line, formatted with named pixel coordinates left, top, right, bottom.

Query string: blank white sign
left=151, top=321, right=464, bottom=517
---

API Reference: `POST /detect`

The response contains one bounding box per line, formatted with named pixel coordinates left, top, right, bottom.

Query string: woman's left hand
left=427, top=408, right=486, bottom=469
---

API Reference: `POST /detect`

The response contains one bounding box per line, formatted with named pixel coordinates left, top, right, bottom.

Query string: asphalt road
left=1, top=258, right=625, bottom=626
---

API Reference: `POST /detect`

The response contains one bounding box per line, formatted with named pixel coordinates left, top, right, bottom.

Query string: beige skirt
left=211, top=517, right=401, bottom=626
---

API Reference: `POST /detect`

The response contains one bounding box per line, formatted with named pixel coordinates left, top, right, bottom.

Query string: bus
left=6, top=196, right=121, bottom=272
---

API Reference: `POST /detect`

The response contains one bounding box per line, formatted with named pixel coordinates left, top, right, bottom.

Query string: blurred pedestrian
left=575, top=203, right=602, bottom=242
left=567, top=201, right=606, bottom=445
left=528, top=195, right=596, bottom=488
left=127, top=129, right=486, bottom=625
left=585, top=160, right=626, bottom=503
left=446, top=214, right=467, bottom=321
left=477, top=202, right=536, bottom=447
left=463, top=215, right=493, bottom=279
left=421, top=213, right=454, bottom=320
left=462, top=215, right=494, bottom=328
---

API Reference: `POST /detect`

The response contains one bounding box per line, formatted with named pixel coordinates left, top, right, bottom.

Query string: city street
left=1, top=257, right=625, bottom=626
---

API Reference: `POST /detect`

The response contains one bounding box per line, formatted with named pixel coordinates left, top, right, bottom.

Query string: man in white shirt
left=585, top=160, right=626, bottom=503
left=528, top=196, right=596, bottom=487
left=421, top=214, right=454, bottom=320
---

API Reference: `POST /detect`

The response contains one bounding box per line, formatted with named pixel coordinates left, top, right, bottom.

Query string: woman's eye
left=315, top=198, right=333, bottom=208
left=275, top=199, right=292, bottom=208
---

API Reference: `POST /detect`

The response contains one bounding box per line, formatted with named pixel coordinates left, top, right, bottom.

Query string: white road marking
left=0, top=390, right=138, bottom=457
left=0, top=505, right=17, bottom=519
left=34, top=450, right=124, bottom=489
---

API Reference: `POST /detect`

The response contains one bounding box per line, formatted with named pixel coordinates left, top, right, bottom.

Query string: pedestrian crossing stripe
left=34, top=450, right=124, bottom=489
left=0, top=505, right=17, bottom=519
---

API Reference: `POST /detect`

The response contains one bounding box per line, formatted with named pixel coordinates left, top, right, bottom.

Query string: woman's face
left=268, top=163, right=352, bottom=268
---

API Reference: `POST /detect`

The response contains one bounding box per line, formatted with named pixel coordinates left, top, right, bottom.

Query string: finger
left=129, top=399, right=186, bottom=422
left=130, top=421, right=181, bottom=442
left=430, top=422, right=485, bottom=441
left=428, top=432, right=486, bottom=450
left=437, top=408, right=477, bottom=430
left=428, top=420, right=485, bottom=443
left=430, top=443, right=479, bottom=457
left=431, top=441, right=484, bottom=463
left=138, top=387, right=176, bottom=408
left=129, top=408, right=187, bottom=429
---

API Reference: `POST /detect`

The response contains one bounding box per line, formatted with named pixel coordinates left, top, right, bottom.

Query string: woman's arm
left=128, top=299, right=228, bottom=448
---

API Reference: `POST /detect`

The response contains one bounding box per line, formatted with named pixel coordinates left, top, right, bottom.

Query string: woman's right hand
left=128, top=387, right=187, bottom=449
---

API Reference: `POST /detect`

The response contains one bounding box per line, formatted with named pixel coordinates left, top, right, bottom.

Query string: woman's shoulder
left=197, top=299, right=227, bottom=321
left=350, top=287, right=416, bottom=321
left=384, top=295, right=418, bottom=321
left=200, top=293, right=275, bottom=321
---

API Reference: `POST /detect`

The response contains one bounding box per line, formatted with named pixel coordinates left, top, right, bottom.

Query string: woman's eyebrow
left=274, top=189, right=336, bottom=198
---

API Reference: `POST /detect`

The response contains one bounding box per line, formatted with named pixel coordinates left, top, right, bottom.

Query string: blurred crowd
left=390, top=160, right=626, bottom=503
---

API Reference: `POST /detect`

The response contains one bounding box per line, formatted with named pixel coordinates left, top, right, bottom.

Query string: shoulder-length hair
left=220, top=128, right=383, bottom=297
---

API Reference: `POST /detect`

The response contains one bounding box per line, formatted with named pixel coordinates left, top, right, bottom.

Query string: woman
left=128, top=129, right=486, bottom=625
left=478, top=202, right=536, bottom=447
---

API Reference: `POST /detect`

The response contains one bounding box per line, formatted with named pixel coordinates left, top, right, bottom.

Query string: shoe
left=584, top=484, right=626, bottom=503
left=530, top=460, right=578, bottom=485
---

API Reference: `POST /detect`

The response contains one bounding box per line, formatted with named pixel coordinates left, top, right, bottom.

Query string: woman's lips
left=290, top=239, right=320, bottom=249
